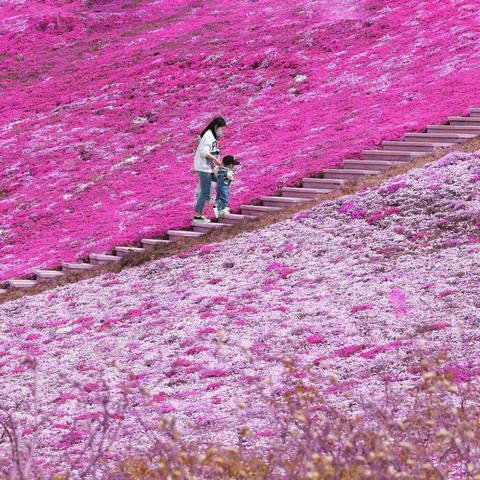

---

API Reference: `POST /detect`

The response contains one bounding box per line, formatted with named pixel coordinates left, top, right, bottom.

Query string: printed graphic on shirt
left=211, top=140, right=220, bottom=156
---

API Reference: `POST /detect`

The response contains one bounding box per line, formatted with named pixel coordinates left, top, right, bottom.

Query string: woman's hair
left=200, top=117, right=227, bottom=139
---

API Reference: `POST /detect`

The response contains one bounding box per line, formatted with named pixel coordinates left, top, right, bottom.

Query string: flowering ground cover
left=1, top=0, right=480, bottom=281
left=0, top=150, right=479, bottom=475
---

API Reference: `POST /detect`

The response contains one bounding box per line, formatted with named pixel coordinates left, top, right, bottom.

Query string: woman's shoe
left=218, top=209, right=229, bottom=217
left=193, top=215, right=211, bottom=223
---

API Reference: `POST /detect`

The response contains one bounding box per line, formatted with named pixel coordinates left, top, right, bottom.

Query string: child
left=212, top=155, right=240, bottom=218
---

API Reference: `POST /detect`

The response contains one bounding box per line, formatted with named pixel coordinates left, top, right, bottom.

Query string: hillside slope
left=1, top=0, right=479, bottom=281
left=0, top=150, right=479, bottom=474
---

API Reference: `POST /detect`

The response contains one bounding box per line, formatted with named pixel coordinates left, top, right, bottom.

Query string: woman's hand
left=207, top=153, right=222, bottom=167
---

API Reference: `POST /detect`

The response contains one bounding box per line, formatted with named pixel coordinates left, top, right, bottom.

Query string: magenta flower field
left=1, top=0, right=480, bottom=281
left=0, top=150, right=479, bottom=475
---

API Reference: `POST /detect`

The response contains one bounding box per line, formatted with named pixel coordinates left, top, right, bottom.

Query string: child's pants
left=216, top=170, right=231, bottom=211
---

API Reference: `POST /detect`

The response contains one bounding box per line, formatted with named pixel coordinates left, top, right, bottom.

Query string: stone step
left=404, top=132, right=476, bottom=143
left=343, top=159, right=398, bottom=171
left=115, top=246, right=146, bottom=257
left=322, top=168, right=382, bottom=180
left=168, top=230, right=204, bottom=241
left=261, top=196, right=307, bottom=208
left=470, top=108, right=480, bottom=117
left=301, top=177, right=346, bottom=190
left=7, top=279, right=38, bottom=289
left=427, top=125, right=480, bottom=135
left=448, top=116, right=480, bottom=126
left=382, top=141, right=451, bottom=151
left=281, top=187, right=331, bottom=199
left=192, top=220, right=230, bottom=233
left=33, top=269, right=65, bottom=281
left=90, top=253, right=122, bottom=265
left=218, top=213, right=257, bottom=225
left=363, top=150, right=425, bottom=161
left=62, top=262, right=96, bottom=274
left=0, top=288, right=8, bottom=294
left=240, top=205, right=283, bottom=217
left=141, top=238, right=170, bottom=250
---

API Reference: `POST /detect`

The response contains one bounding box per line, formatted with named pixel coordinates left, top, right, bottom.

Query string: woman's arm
left=200, top=131, right=222, bottom=166
left=206, top=153, right=222, bottom=167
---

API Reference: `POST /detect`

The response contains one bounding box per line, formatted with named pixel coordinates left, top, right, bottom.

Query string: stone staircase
left=1, top=107, right=479, bottom=295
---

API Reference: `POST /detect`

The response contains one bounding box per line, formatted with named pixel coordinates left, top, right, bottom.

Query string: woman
left=193, top=117, right=227, bottom=222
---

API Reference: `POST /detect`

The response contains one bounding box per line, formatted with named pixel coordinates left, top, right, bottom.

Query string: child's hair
left=223, top=155, right=239, bottom=166
left=200, top=117, right=227, bottom=140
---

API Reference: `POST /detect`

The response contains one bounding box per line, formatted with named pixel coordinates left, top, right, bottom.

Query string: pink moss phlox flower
left=171, top=358, right=194, bottom=368
left=326, top=380, right=359, bottom=393
left=367, top=207, right=400, bottom=224
left=200, top=369, right=229, bottom=379
left=386, top=181, right=407, bottom=194
left=351, top=304, right=373, bottom=314
left=54, top=393, right=78, bottom=404
left=438, top=289, right=457, bottom=298
left=389, top=288, right=409, bottom=317
left=198, top=244, right=219, bottom=256
left=306, top=334, right=325, bottom=345
left=152, top=392, right=169, bottom=402
left=82, top=382, right=99, bottom=393
left=335, top=344, right=367, bottom=358
left=443, top=364, right=474, bottom=383
left=157, top=403, right=176, bottom=414
left=428, top=322, right=451, bottom=330
left=265, top=262, right=296, bottom=279
left=185, top=346, right=209, bottom=355
left=293, top=212, right=311, bottom=222
left=256, top=430, right=276, bottom=438
left=197, top=327, right=217, bottom=336
left=339, top=201, right=356, bottom=214
left=360, top=341, right=404, bottom=359
left=59, top=429, right=89, bottom=447
left=206, top=382, right=223, bottom=391
left=282, top=243, right=296, bottom=253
